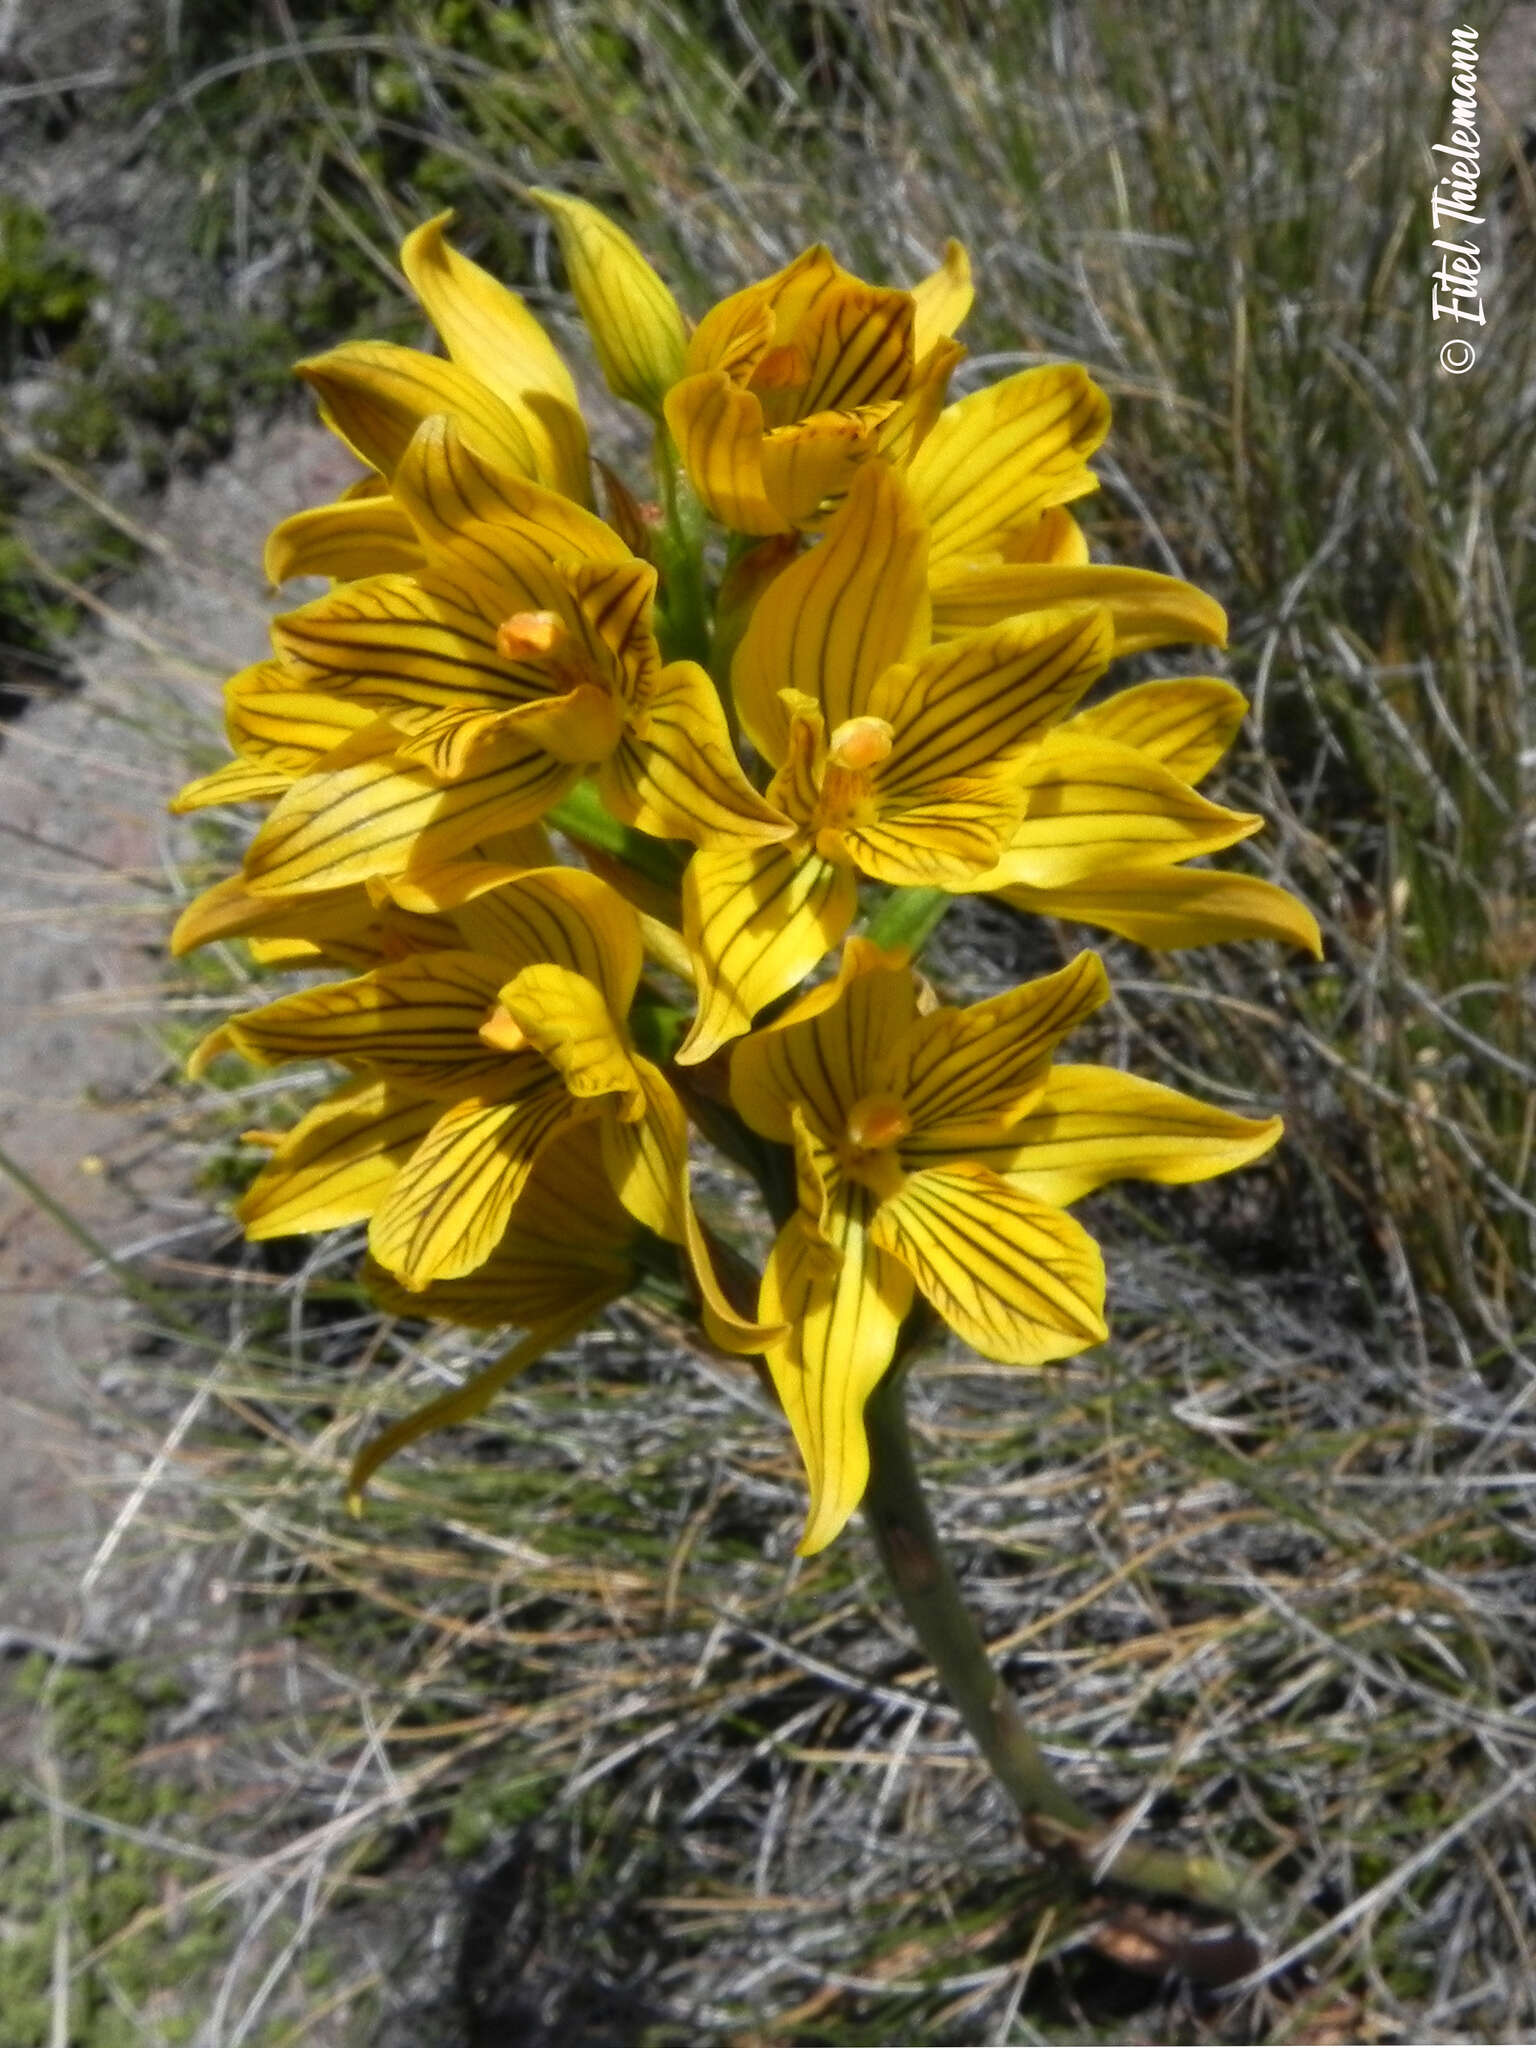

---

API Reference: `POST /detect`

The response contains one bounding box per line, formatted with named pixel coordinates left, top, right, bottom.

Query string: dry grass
left=1, top=1, right=1533, bottom=2041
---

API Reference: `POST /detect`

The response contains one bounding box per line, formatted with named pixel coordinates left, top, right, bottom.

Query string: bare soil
left=0, top=417, right=355, bottom=1657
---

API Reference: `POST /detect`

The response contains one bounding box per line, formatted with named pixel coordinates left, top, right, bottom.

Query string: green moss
left=0, top=199, right=97, bottom=370
left=443, top=1766, right=558, bottom=1858
left=0, top=1654, right=375, bottom=2044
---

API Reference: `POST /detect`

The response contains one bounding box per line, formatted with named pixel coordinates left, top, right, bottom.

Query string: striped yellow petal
left=386, top=698, right=608, bottom=782
left=732, top=459, right=930, bottom=765
left=599, top=658, right=792, bottom=847
left=242, top=734, right=579, bottom=896
left=468, top=684, right=624, bottom=768
left=868, top=606, right=1115, bottom=792
left=761, top=1185, right=914, bottom=1555
left=930, top=561, right=1228, bottom=654
left=224, top=666, right=380, bottom=767
left=977, top=734, right=1263, bottom=891
left=429, top=865, right=643, bottom=1015
left=787, top=282, right=915, bottom=418
left=370, top=1118, right=632, bottom=1290
left=788, top=1102, right=841, bottom=1257
left=560, top=556, right=660, bottom=705
left=236, top=1080, right=440, bottom=1238
left=684, top=287, right=775, bottom=381
left=910, top=239, right=973, bottom=357
left=662, top=372, right=786, bottom=536
left=836, top=780, right=1021, bottom=886
left=168, top=758, right=295, bottom=814
left=677, top=840, right=859, bottom=1066
left=529, top=188, right=687, bottom=415
left=216, top=949, right=513, bottom=1093
left=870, top=1162, right=1106, bottom=1364
left=368, top=1078, right=589, bottom=1288
left=171, top=873, right=375, bottom=959
left=297, top=341, right=538, bottom=481
left=272, top=571, right=547, bottom=713
left=908, top=365, right=1110, bottom=576
left=248, top=897, right=459, bottom=972
left=730, top=936, right=917, bottom=1145
left=998, top=864, right=1324, bottom=956
left=401, top=211, right=590, bottom=502
left=264, top=496, right=424, bottom=585
left=391, top=414, right=629, bottom=588
left=1063, top=678, right=1246, bottom=786
left=994, top=1064, right=1284, bottom=1208
left=886, top=950, right=1109, bottom=1147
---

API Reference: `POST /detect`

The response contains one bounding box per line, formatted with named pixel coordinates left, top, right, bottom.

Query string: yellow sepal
left=401, top=210, right=590, bottom=503
left=760, top=1185, right=914, bottom=1556
left=993, top=1064, right=1285, bottom=1207
left=677, top=840, right=859, bottom=1066
left=1062, top=678, right=1246, bottom=786
left=662, top=373, right=787, bottom=536
left=910, top=238, right=973, bottom=357
left=998, top=864, right=1324, bottom=956
left=241, top=733, right=580, bottom=897
left=976, top=734, right=1263, bottom=891
left=264, top=495, right=424, bottom=585
left=297, top=341, right=539, bottom=481
left=731, top=459, right=931, bottom=765
left=212, top=948, right=513, bottom=1094
left=930, top=562, right=1228, bottom=655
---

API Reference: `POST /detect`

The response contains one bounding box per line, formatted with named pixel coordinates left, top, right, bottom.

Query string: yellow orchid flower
left=964, top=677, right=1324, bottom=956
left=663, top=238, right=972, bottom=535
left=191, top=868, right=771, bottom=1349
left=169, top=177, right=1332, bottom=1908
left=678, top=461, right=1119, bottom=1064
left=348, top=1124, right=641, bottom=1509
left=236, top=417, right=789, bottom=899
left=730, top=938, right=1283, bottom=1553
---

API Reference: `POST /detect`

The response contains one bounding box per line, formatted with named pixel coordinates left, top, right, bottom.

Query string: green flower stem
left=861, top=1367, right=1263, bottom=1936
left=549, top=780, right=686, bottom=890
left=863, top=885, right=953, bottom=957
left=652, top=423, right=712, bottom=673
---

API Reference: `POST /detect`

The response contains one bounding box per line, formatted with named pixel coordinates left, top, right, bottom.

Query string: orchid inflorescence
left=175, top=192, right=1319, bottom=1556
